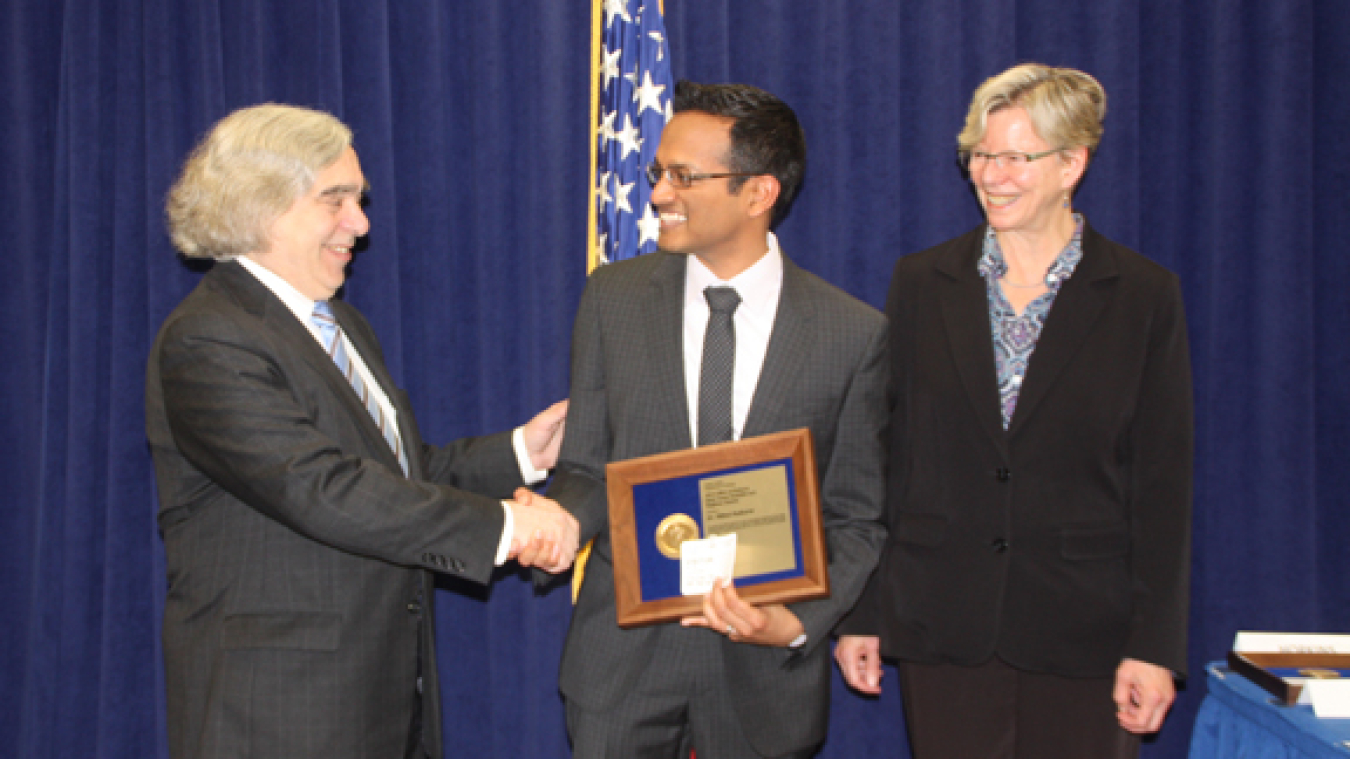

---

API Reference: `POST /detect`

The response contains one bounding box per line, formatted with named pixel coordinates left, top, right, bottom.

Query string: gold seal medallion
left=655, top=514, right=700, bottom=559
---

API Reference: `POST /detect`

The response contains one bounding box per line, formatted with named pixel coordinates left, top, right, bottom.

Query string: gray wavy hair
left=166, top=104, right=352, bottom=260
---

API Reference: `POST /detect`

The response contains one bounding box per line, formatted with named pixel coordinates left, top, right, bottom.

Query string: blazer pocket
left=1059, top=523, right=1130, bottom=561
left=220, top=611, right=342, bottom=651
left=894, top=513, right=948, bottom=548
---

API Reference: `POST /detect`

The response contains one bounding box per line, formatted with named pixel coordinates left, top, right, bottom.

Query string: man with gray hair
left=146, top=103, right=578, bottom=758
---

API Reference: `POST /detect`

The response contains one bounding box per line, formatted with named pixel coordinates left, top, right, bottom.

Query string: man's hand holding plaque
left=682, top=577, right=807, bottom=647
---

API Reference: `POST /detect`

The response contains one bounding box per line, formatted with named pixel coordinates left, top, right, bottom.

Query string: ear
left=1059, top=146, right=1090, bottom=191
left=744, top=175, right=781, bottom=220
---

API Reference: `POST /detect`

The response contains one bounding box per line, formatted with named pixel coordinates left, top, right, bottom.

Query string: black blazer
left=146, top=261, right=523, bottom=758
left=840, top=222, right=1193, bottom=678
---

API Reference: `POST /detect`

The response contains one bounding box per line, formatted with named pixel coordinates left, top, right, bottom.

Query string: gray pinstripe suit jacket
left=146, top=261, right=523, bottom=759
left=548, top=250, right=888, bottom=756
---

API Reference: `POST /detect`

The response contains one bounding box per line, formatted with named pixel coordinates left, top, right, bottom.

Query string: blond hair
left=166, top=104, right=352, bottom=260
left=957, top=64, right=1107, bottom=157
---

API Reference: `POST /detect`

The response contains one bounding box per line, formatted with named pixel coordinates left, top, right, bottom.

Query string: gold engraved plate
left=655, top=513, right=701, bottom=559
left=699, top=464, right=796, bottom=578
left=1300, top=668, right=1343, bottom=679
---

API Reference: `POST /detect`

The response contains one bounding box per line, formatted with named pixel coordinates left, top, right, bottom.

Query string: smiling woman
left=955, top=66, right=1104, bottom=301
left=835, top=63, right=1194, bottom=759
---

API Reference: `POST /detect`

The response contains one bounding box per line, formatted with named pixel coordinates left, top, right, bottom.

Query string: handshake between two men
left=507, top=489, right=578, bottom=574
left=503, top=399, right=580, bottom=575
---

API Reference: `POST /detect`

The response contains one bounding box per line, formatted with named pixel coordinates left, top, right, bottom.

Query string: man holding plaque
left=545, top=82, right=888, bottom=758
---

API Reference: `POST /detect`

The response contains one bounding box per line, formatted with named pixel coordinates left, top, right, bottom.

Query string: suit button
left=991, top=538, right=1009, bottom=553
left=448, top=558, right=465, bottom=573
left=407, top=602, right=421, bottom=615
left=995, top=467, right=1011, bottom=482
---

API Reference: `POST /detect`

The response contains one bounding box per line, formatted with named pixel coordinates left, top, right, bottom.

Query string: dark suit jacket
left=839, top=222, right=1193, bottom=678
left=145, top=261, right=524, bottom=759
left=548, top=250, right=888, bottom=756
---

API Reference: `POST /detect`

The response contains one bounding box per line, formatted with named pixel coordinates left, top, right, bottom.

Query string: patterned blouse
left=977, top=214, right=1085, bottom=429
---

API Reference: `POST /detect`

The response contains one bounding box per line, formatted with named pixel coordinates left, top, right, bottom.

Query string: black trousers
left=898, top=657, right=1140, bottom=759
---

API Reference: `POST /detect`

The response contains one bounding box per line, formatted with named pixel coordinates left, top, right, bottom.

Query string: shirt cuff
left=494, top=501, right=515, bottom=566
left=512, top=427, right=549, bottom=484
left=788, top=633, right=808, bottom=649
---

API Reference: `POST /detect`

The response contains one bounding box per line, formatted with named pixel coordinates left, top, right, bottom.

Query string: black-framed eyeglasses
left=960, top=148, right=1066, bottom=171
left=644, top=161, right=760, bottom=189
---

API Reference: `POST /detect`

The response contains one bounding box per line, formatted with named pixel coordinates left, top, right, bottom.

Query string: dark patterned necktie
left=312, top=301, right=409, bottom=475
left=698, top=286, right=741, bottom=446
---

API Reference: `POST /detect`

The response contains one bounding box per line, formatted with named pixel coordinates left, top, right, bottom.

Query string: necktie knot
left=704, top=286, right=741, bottom=315
left=311, top=301, right=337, bottom=337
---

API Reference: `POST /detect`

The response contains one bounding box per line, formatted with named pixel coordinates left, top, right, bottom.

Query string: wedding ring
left=726, top=624, right=737, bottom=637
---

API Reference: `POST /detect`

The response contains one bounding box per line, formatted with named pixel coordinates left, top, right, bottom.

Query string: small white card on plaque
left=680, top=533, right=737, bottom=596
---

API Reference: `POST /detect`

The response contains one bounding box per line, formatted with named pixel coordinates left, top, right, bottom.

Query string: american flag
left=589, top=0, right=673, bottom=271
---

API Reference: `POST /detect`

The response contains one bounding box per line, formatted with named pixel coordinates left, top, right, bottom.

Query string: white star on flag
left=613, top=178, right=635, bottom=216
left=601, top=48, right=623, bottom=89
left=603, top=0, right=631, bottom=28
left=636, top=204, right=662, bottom=248
left=632, top=71, right=667, bottom=118
left=595, top=171, right=614, bottom=210
left=614, top=114, right=643, bottom=160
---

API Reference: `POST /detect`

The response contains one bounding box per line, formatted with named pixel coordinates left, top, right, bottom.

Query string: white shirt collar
left=236, top=255, right=324, bottom=331
left=684, top=232, right=784, bottom=325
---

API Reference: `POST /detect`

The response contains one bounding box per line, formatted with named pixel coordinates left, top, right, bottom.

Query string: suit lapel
left=644, top=253, right=694, bottom=449
left=743, top=258, right=813, bottom=438
left=1007, top=226, right=1117, bottom=436
left=212, top=262, right=405, bottom=475
left=214, top=263, right=344, bottom=393
left=935, top=234, right=1008, bottom=453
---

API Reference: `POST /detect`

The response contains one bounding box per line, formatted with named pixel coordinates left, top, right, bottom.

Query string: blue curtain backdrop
left=2, top=1, right=1347, bottom=757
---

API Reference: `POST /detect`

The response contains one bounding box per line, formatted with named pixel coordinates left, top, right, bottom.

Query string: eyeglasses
left=961, top=148, right=1066, bottom=171
left=644, top=161, right=760, bottom=189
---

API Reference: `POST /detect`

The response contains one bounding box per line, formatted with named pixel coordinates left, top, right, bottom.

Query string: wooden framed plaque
left=606, top=428, right=828, bottom=628
left=1228, top=650, right=1350, bottom=704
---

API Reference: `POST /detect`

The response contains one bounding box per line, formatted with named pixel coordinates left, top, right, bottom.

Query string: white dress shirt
left=682, top=232, right=783, bottom=446
left=678, top=235, right=807, bottom=648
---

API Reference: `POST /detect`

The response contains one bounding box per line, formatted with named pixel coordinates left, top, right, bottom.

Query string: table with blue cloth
left=1190, top=661, right=1350, bottom=757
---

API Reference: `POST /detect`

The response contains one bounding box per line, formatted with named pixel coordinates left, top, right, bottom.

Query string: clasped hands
left=680, top=578, right=805, bottom=648
left=507, top=488, right=579, bottom=574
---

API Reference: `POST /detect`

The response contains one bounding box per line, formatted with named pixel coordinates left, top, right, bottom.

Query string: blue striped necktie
left=311, top=301, right=409, bottom=475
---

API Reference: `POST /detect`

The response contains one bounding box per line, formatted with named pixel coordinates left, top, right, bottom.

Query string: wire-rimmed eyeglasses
left=960, top=148, right=1066, bottom=172
left=644, top=161, right=760, bottom=189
